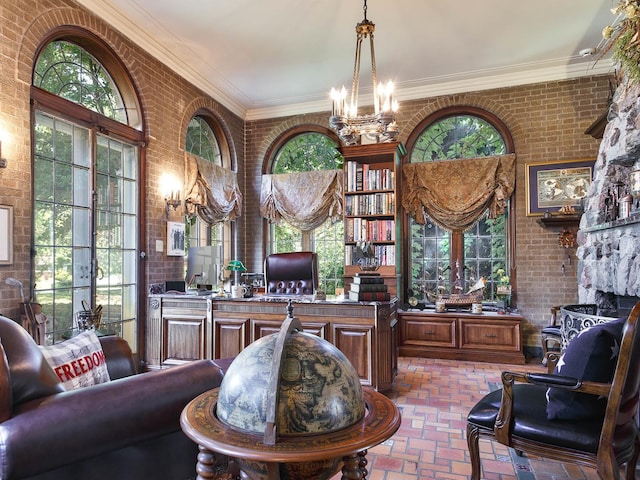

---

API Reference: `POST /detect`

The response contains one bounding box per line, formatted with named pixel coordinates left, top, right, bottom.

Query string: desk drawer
left=402, top=316, right=456, bottom=348
left=459, top=318, right=521, bottom=351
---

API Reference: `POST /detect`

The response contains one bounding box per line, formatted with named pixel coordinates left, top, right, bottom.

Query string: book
left=348, top=291, right=391, bottom=301
left=352, top=275, right=385, bottom=284
left=349, top=283, right=388, bottom=292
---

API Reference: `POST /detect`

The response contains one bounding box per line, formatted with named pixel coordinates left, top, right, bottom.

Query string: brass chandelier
left=329, top=0, right=399, bottom=146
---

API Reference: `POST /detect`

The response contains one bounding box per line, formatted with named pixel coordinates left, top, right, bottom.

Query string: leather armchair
left=264, top=251, right=318, bottom=295
left=467, top=302, right=640, bottom=480
left=0, top=314, right=225, bottom=480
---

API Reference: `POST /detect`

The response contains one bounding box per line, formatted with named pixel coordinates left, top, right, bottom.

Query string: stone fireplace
left=577, top=77, right=640, bottom=317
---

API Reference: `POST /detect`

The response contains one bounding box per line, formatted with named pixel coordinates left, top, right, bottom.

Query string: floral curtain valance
left=401, top=154, right=516, bottom=232
left=259, top=170, right=343, bottom=232
left=184, top=152, right=243, bottom=225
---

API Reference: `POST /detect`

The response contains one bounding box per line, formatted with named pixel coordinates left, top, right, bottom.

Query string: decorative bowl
left=359, top=264, right=380, bottom=272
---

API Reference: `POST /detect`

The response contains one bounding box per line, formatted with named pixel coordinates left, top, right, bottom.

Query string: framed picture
left=525, top=159, right=595, bottom=216
left=167, top=221, right=185, bottom=256
left=0, top=205, right=13, bottom=265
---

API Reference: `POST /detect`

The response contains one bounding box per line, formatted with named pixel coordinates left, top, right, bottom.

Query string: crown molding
left=75, top=0, right=614, bottom=122
left=245, top=59, right=615, bottom=121
left=74, top=0, right=249, bottom=118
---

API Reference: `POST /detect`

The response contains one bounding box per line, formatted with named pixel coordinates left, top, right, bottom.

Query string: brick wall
left=0, top=0, right=612, bottom=354
left=246, top=78, right=612, bottom=355
left=0, top=0, right=244, bottom=323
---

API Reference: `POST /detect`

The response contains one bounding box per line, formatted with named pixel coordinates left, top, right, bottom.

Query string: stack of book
left=348, top=273, right=390, bottom=301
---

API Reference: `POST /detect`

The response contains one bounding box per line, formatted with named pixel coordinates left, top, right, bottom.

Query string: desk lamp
left=226, top=260, right=247, bottom=287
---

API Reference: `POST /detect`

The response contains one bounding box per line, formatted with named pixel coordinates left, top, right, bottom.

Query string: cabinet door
left=402, top=315, right=456, bottom=348
left=213, top=317, right=249, bottom=359
left=459, top=318, right=521, bottom=352
left=376, top=316, right=397, bottom=392
left=332, top=324, right=373, bottom=387
left=162, top=314, right=207, bottom=366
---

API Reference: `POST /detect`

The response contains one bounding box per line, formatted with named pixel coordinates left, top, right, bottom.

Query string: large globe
left=216, top=314, right=365, bottom=479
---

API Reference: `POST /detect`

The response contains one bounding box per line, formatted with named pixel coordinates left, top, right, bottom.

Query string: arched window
left=186, top=116, right=222, bottom=165
left=406, top=108, right=515, bottom=302
left=32, top=35, right=143, bottom=346
left=265, top=129, right=344, bottom=294
left=184, top=114, right=232, bottom=282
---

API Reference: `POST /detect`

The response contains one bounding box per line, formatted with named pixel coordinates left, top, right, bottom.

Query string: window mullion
left=450, top=232, right=464, bottom=290
left=89, top=127, right=99, bottom=310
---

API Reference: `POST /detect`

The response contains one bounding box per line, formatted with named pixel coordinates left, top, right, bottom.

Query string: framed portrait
left=525, top=159, right=595, bottom=216
left=0, top=205, right=13, bottom=265
left=167, top=221, right=185, bottom=257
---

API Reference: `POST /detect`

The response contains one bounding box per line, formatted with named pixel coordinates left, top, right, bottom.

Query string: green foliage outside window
left=184, top=116, right=225, bottom=258
left=409, top=114, right=509, bottom=302
left=270, top=132, right=344, bottom=294
left=33, top=41, right=137, bottom=344
left=34, top=41, right=127, bottom=123
left=272, top=133, right=343, bottom=174
left=186, top=117, right=222, bottom=165
left=411, top=115, right=505, bottom=162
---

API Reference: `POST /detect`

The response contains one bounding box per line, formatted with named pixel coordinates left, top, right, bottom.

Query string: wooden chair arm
left=545, top=351, right=561, bottom=373
left=494, top=371, right=611, bottom=444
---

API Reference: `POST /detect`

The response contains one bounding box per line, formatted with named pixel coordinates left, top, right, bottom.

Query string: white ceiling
left=74, top=0, right=617, bottom=120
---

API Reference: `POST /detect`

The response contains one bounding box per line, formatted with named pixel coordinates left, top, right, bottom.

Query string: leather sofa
left=0, top=314, right=225, bottom=480
left=264, top=251, right=318, bottom=295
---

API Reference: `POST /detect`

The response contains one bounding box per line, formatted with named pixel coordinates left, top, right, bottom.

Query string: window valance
left=401, top=154, right=516, bottom=232
left=184, top=152, right=243, bottom=224
left=259, top=170, right=343, bottom=232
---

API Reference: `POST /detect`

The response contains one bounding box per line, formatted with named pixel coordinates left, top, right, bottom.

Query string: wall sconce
left=0, top=141, right=7, bottom=168
left=165, top=191, right=181, bottom=214
left=160, top=173, right=182, bottom=215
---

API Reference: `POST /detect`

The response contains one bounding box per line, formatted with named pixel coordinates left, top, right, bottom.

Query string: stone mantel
left=580, top=213, right=640, bottom=233
left=577, top=76, right=640, bottom=309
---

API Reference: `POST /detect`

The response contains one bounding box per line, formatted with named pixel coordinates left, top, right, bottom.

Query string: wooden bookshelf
left=341, top=142, right=405, bottom=297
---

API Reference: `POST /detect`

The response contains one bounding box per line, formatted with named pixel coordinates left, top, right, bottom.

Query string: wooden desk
left=180, top=387, right=401, bottom=480
left=147, top=295, right=398, bottom=391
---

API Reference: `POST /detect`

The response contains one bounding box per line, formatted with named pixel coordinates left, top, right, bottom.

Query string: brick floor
left=330, top=356, right=613, bottom=480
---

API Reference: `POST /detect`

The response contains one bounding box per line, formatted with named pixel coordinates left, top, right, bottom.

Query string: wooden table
left=180, top=387, right=401, bottom=480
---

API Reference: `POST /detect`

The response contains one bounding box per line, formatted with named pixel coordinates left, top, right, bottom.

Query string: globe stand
left=180, top=388, right=399, bottom=480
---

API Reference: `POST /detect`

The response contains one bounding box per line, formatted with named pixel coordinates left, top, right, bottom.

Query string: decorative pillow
left=546, top=317, right=625, bottom=420
left=39, top=330, right=111, bottom=390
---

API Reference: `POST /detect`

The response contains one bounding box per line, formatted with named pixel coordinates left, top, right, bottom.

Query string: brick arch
left=17, top=8, right=124, bottom=84
left=256, top=112, right=331, bottom=161
left=180, top=97, right=238, bottom=170
left=17, top=8, right=148, bottom=133
left=401, top=93, right=521, bottom=148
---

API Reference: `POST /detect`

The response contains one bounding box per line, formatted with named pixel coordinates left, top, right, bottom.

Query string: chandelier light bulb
left=330, top=86, right=350, bottom=117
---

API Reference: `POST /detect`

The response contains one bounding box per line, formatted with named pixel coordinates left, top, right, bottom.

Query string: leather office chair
left=467, top=301, right=640, bottom=480
left=264, top=251, right=318, bottom=295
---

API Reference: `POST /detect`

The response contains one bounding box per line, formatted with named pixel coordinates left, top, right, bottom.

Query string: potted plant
left=603, top=1, right=640, bottom=83
left=494, top=268, right=512, bottom=313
